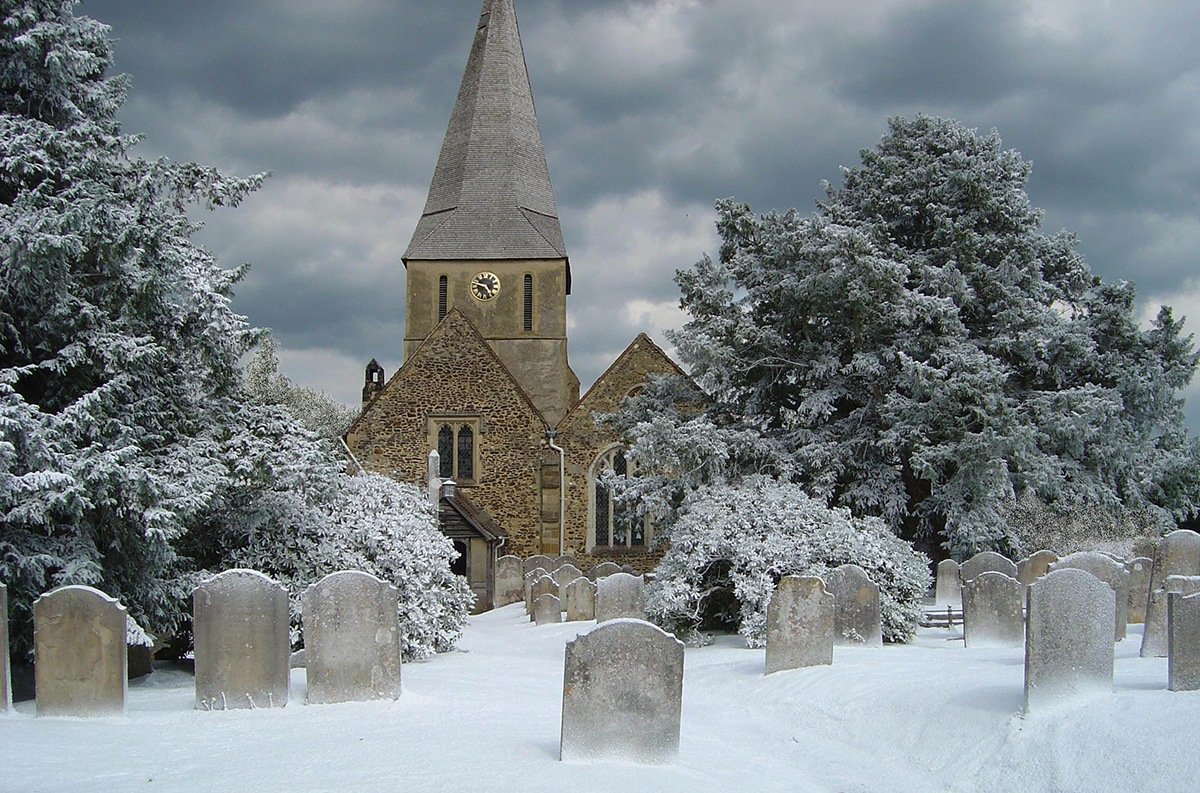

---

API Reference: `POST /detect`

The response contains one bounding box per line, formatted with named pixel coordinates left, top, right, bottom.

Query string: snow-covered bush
left=647, top=477, right=931, bottom=644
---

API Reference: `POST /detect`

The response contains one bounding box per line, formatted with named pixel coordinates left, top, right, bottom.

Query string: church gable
left=558, top=333, right=688, bottom=434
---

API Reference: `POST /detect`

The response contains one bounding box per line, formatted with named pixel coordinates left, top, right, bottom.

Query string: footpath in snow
left=2, top=604, right=1198, bottom=793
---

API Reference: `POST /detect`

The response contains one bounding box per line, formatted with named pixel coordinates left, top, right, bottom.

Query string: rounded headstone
left=533, top=594, right=562, bottom=625
left=934, top=559, right=961, bottom=606
left=960, top=551, right=1017, bottom=584
left=494, top=555, right=524, bottom=607
left=1050, top=552, right=1130, bottom=641
left=1024, top=568, right=1115, bottom=713
left=826, top=564, right=882, bottom=647
left=589, top=562, right=622, bottom=581
left=564, top=578, right=596, bottom=622
left=962, top=571, right=1024, bottom=647
left=595, top=573, right=645, bottom=623
left=765, top=576, right=834, bottom=673
left=33, top=585, right=127, bottom=717
left=1017, top=550, right=1058, bottom=589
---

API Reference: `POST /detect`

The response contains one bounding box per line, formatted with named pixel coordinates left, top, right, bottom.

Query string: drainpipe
left=545, top=429, right=566, bottom=557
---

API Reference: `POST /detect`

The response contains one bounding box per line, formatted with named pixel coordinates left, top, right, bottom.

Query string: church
left=344, top=0, right=685, bottom=609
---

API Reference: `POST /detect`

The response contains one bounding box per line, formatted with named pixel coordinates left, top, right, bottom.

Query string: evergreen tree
left=671, top=115, right=1200, bottom=556
left=243, top=334, right=358, bottom=444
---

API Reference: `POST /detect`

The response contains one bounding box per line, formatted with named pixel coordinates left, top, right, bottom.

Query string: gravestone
left=553, top=555, right=578, bottom=572
left=494, top=556, right=524, bottom=607
left=533, top=594, right=562, bottom=626
left=523, top=568, right=549, bottom=613
left=1168, top=592, right=1200, bottom=691
left=595, top=573, right=645, bottom=623
left=1142, top=530, right=1200, bottom=650
left=564, top=578, right=596, bottom=622
left=302, top=571, right=400, bottom=705
left=1, top=583, right=9, bottom=713
left=960, top=551, right=1017, bottom=584
left=1050, top=552, right=1130, bottom=641
left=1017, top=550, right=1058, bottom=590
left=553, top=564, right=585, bottom=604
left=524, top=555, right=554, bottom=576
left=1132, top=537, right=1159, bottom=563
left=1126, top=557, right=1153, bottom=625
left=590, top=562, right=622, bottom=580
left=765, top=576, right=834, bottom=673
left=33, top=585, right=127, bottom=717
left=826, top=564, right=883, bottom=647
left=193, top=569, right=289, bottom=711
left=934, top=559, right=961, bottom=606
left=528, top=575, right=557, bottom=620
left=1024, top=568, right=1115, bottom=713
left=560, top=620, right=685, bottom=763
left=1142, top=575, right=1200, bottom=657
left=962, top=571, right=1024, bottom=647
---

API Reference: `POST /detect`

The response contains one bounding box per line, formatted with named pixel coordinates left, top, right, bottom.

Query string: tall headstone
left=962, top=571, right=1024, bottom=647
left=552, top=564, right=585, bottom=603
left=564, top=578, right=596, bottom=622
left=826, top=564, right=883, bottom=647
left=1168, top=591, right=1200, bottom=691
left=523, top=568, right=549, bottom=613
left=1024, top=568, right=1115, bottom=713
left=1126, top=556, right=1153, bottom=625
left=193, top=569, right=290, bottom=711
left=1, top=582, right=9, bottom=713
left=1142, top=530, right=1200, bottom=652
left=528, top=575, right=557, bottom=620
left=302, top=571, right=400, bottom=705
left=595, top=572, right=645, bottom=623
left=33, top=585, right=127, bottom=717
left=560, top=620, right=685, bottom=763
left=765, top=576, right=834, bottom=673
left=1142, top=575, right=1200, bottom=657
left=533, top=594, right=562, bottom=626
left=960, top=551, right=1017, bottom=584
left=524, top=555, right=554, bottom=576
left=1050, top=552, right=1130, bottom=641
left=1017, top=550, right=1058, bottom=590
left=494, top=555, right=524, bottom=607
left=589, top=561, right=622, bottom=580
left=934, top=559, right=961, bottom=606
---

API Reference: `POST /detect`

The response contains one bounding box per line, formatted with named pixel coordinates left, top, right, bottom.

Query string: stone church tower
left=346, top=0, right=685, bottom=609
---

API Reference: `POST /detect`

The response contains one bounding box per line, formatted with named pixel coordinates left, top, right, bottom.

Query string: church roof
left=404, top=0, right=568, bottom=264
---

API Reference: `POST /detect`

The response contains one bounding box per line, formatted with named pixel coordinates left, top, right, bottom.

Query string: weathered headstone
left=1140, top=529, right=1200, bottom=656
left=528, top=575, right=557, bottom=620
left=525, top=555, right=554, bottom=576
left=1132, top=537, right=1160, bottom=563
left=589, top=561, right=622, bottom=581
left=595, top=572, right=645, bottom=623
left=826, top=564, right=882, bottom=647
left=553, top=555, right=578, bottom=572
left=765, top=576, right=834, bottom=673
left=534, top=594, right=562, bottom=625
left=524, top=567, right=549, bottom=613
left=193, top=569, right=290, bottom=711
left=495, top=555, right=524, bottom=607
left=1024, top=568, right=1115, bottom=713
left=934, top=559, right=961, bottom=606
left=564, top=578, right=596, bottom=622
left=33, top=585, right=127, bottom=717
left=1017, top=550, right=1058, bottom=590
left=1050, top=552, right=1130, bottom=641
left=302, top=571, right=400, bottom=705
left=962, top=571, right=1024, bottom=647
left=1142, top=575, right=1200, bottom=657
left=552, top=564, right=585, bottom=604
left=1126, top=556, right=1153, bottom=625
left=560, top=620, right=685, bottom=763
left=960, top=551, right=1017, bottom=584
left=1, top=582, right=9, bottom=713
left=1168, top=591, right=1200, bottom=691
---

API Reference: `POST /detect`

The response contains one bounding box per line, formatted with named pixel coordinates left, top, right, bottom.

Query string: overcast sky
left=81, top=0, right=1200, bottom=426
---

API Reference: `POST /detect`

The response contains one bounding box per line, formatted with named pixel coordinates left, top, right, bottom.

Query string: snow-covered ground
left=3, top=604, right=1197, bottom=792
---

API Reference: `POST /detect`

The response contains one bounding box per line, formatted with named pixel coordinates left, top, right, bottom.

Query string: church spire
left=404, top=0, right=568, bottom=265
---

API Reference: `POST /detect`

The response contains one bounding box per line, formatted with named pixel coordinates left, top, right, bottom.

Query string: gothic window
left=438, top=275, right=448, bottom=321
left=431, top=418, right=479, bottom=484
left=523, top=274, right=533, bottom=331
left=590, top=447, right=649, bottom=551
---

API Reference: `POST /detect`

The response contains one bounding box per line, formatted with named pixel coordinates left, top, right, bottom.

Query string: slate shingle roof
left=405, top=0, right=568, bottom=263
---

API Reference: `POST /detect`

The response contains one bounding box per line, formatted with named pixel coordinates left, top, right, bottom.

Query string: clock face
left=470, top=271, right=501, bottom=301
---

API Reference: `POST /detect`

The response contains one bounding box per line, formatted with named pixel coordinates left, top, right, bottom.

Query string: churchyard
left=4, top=540, right=1200, bottom=791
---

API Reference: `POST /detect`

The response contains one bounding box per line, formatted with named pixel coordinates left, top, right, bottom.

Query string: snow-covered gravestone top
left=962, top=571, right=1023, bottom=648
left=524, top=555, right=554, bottom=576
left=560, top=619, right=685, bottom=763
left=193, top=569, right=289, bottom=711
left=595, top=572, right=645, bottom=623
left=564, top=577, right=596, bottom=622
left=495, top=555, right=524, bottom=607
left=1, top=583, right=9, bottom=713
left=33, top=585, right=127, bottom=717
left=1126, top=557, right=1153, bottom=625
left=302, top=571, right=400, bottom=705
left=589, top=561, right=622, bottom=581
left=1024, top=568, right=1115, bottom=713
left=960, top=551, right=1017, bottom=584
left=934, top=559, right=961, bottom=606
left=766, top=576, right=834, bottom=673
left=1168, top=592, right=1200, bottom=692
left=826, top=564, right=882, bottom=647
left=1050, top=552, right=1130, bottom=641
left=1017, top=550, right=1058, bottom=590
left=534, top=594, right=562, bottom=626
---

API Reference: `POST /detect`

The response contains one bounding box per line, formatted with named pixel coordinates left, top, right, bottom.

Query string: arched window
left=438, top=275, right=448, bottom=321
left=590, top=447, right=649, bottom=551
left=456, top=425, right=474, bottom=480
left=437, top=424, right=454, bottom=479
left=523, top=274, right=533, bottom=331
left=432, top=419, right=478, bottom=483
